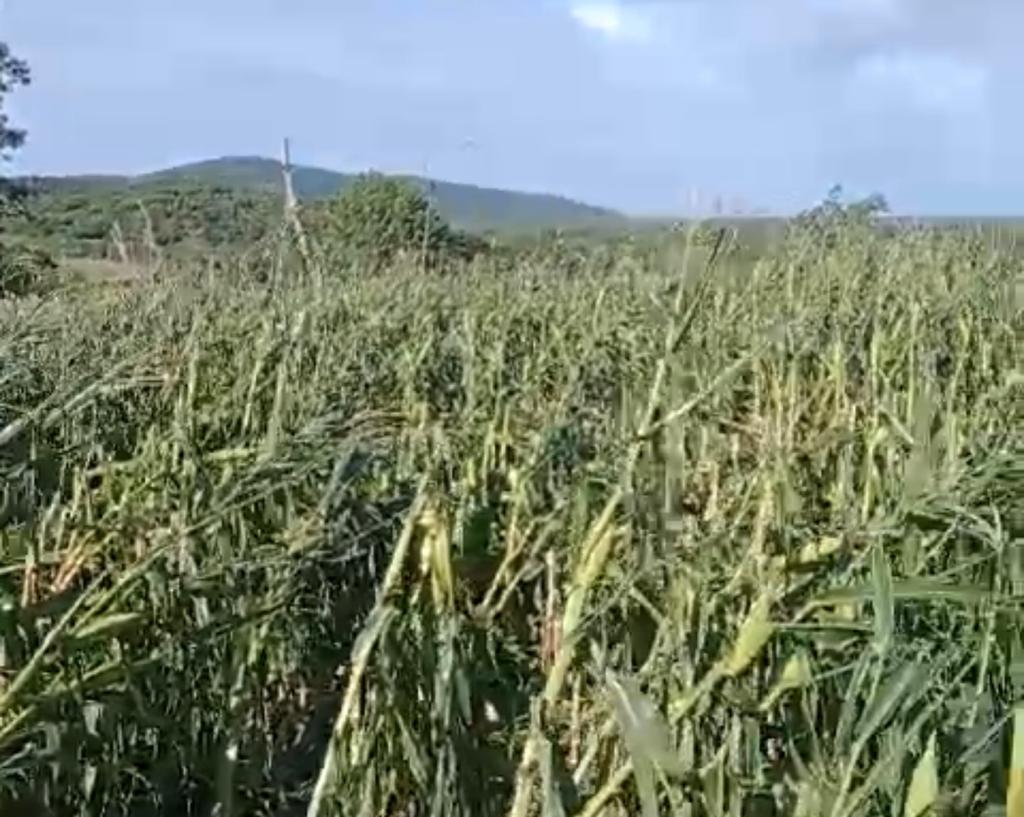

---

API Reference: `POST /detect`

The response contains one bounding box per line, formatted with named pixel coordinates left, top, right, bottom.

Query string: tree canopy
left=0, top=42, right=35, bottom=295
left=324, top=174, right=479, bottom=270
left=0, top=41, right=30, bottom=160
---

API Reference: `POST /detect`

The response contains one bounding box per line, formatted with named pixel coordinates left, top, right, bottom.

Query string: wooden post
left=281, top=137, right=298, bottom=214
left=279, top=137, right=320, bottom=287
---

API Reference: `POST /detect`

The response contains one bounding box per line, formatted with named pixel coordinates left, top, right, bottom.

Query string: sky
left=1, top=0, right=1021, bottom=215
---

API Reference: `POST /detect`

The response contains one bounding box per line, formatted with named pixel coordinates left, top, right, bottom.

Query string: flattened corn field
left=1, top=221, right=1022, bottom=817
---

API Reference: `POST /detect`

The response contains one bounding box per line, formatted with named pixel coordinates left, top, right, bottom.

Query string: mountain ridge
left=18, top=156, right=624, bottom=231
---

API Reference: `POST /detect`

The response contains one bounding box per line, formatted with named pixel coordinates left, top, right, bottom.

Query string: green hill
left=4, top=182, right=279, bottom=259
left=20, top=156, right=623, bottom=231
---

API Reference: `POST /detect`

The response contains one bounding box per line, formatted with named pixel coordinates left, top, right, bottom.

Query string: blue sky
left=2, top=0, right=1020, bottom=215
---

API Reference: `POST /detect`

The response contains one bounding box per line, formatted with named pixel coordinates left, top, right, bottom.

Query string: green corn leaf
left=871, top=544, right=894, bottom=656
left=607, top=672, right=686, bottom=777
left=836, top=651, right=875, bottom=757
left=855, top=662, right=927, bottom=751
left=1009, top=705, right=1024, bottom=817
left=539, top=737, right=567, bottom=817
left=723, top=592, right=775, bottom=677
left=904, top=732, right=939, bottom=817
left=811, top=580, right=989, bottom=608
left=760, top=649, right=814, bottom=711
left=68, top=612, right=145, bottom=645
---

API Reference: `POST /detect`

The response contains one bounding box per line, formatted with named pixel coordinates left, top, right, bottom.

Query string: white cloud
left=569, top=2, right=653, bottom=42
left=851, top=50, right=988, bottom=114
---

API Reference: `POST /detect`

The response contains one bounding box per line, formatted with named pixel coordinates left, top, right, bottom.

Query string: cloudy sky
left=2, top=0, right=1020, bottom=214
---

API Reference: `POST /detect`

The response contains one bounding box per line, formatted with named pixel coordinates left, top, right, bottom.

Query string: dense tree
left=0, top=43, right=35, bottom=295
left=788, top=184, right=891, bottom=251
left=324, top=174, right=475, bottom=271
left=0, top=41, right=30, bottom=160
left=1, top=42, right=29, bottom=212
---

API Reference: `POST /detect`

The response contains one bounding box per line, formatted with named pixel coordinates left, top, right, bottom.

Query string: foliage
left=0, top=240, right=56, bottom=297
left=790, top=184, right=891, bottom=248
left=2, top=183, right=279, bottom=260
left=12, top=156, right=623, bottom=232
left=0, top=41, right=39, bottom=298
left=0, top=42, right=29, bottom=222
left=0, top=42, right=30, bottom=159
left=0, top=221, right=1021, bottom=817
left=322, top=173, right=476, bottom=270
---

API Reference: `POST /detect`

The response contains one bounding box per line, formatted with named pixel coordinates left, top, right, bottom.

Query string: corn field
left=0, top=221, right=1022, bottom=816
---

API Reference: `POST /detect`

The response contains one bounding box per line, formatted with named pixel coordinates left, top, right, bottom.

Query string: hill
left=18, top=156, right=624, bottom=231
left=3, top=183, right=279, bottom=260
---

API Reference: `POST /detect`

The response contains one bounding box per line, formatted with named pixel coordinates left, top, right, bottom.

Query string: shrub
left=790, top=185, right=890, bottom=248
left=324, top=174, right=473, bottom=270
left=0, top=240, right=56, bottom=297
